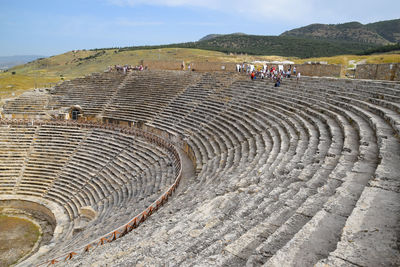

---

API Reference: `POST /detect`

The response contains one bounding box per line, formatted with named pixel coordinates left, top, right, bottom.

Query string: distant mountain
left=117, top=33, right=377, bottom=58
left=191, top=34, right=377, bottom=58
left=281, top=19, right=400, bottom=45
left=178, top=19, right=400, bottom=57
left=199, top=33, right=247, bottom=41
left=0, top=55, right=45, bottom=70
left=365, top=19, right=400, bottom=43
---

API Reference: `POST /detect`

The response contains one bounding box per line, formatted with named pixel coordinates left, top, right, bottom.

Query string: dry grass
left=294, top=53, right=400, bottom=68
left=0, top=72, right=61, bottom=100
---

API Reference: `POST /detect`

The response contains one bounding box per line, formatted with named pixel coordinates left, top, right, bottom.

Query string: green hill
left=281, top=19, right=399, bottom=45
left=365, top=19, right=400, bottom=43
left=115, top=34, right=377, bottom=58
left=114, top=19, right=400, bottom=58
left=192, top=34, right=378, bottom=58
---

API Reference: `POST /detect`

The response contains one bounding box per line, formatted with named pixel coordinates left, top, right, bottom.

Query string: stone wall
left=141, top=60, right=237, bottom=72
left=141, top=60, right=341, bottom=76
left=293, top=63, right=342, bottom=77
left=190, top=62, right=237, bottom=72
left=355, top=63, right=400, bottom=81
left=141, top=60, right=183, bottom=70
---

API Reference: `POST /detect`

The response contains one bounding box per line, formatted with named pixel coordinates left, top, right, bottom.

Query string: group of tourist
left=239, top=64, right=301, bottom=87
left=105, top=63, right=302, bottom=85
left=106, top=64, right=147, bottom=74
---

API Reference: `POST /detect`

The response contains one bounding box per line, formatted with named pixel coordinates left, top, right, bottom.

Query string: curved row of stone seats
left=223, top=78, right=390, bottom=267
left=3, top=72, right=394, bottom=266
left=210, top=77, right=392, bottom=266
left=194, top=79, right=334, bottom=262
left=49, top=72, right=126, bottom=116
left=300, top=78, right=400, bottom=136
left=104, top=70, right=204, bottom=122
left=44, top=139, right=178, bottom=258
left=167, top=80, right=318, bottom=193
left=0, top=120, right=180, bottom=265
left=72, top=86, right=332, bottom=266
left=112, top=75, right=334, bottom=201
left=0, top=124, right=36, bottom=194
left=101, top=74, right=349, bottom=265
left=80, top=72, right=399, bottom=267
left=149, top=72, right=241, bottom=128
left=15, top=125, right=88, bottom=197
left=267, top=78, right=400, bottom=266
left=2, top=91, right=50, bottom=116
left=148, top=73, right=245, bottom=173
left=46, top=131, right=174, bottom=218
left=42, top=128, right=131, bottom=218
left=219, top=80, right=376, bottom=267
left=167, top=80, right=348, bottom=266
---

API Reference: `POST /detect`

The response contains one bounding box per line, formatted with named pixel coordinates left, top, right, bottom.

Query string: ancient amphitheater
left=0, top=70, right=399, bottom=266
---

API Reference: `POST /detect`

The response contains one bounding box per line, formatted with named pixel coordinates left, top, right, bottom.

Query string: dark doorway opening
left=71, top=109, right=80, bottom=120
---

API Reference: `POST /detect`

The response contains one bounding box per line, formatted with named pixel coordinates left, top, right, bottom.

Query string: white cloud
left=107, top=0, right=313, bottom=22
left=106, top=0, right=400, bottom=24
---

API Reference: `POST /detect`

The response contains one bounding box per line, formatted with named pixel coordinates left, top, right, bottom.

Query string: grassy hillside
left=0, top=48, right=289, bottom=99
left=1, top=45, right=400, bottom=101
left=295, top=53, right=400, bottom=68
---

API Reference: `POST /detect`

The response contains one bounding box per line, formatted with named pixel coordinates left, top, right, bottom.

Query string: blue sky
left=0, top=0, right=399, bottom=57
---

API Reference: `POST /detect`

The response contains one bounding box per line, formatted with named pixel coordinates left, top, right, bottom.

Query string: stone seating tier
left=90, top=73, right=398, bottom=267
left=0, top=71, right=398, bottom=267
left=0, top=121, right=179, bottom=262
